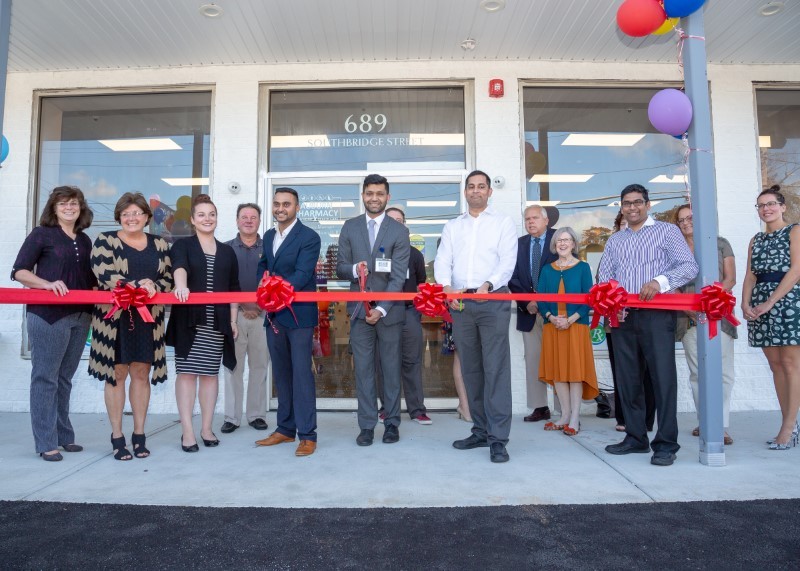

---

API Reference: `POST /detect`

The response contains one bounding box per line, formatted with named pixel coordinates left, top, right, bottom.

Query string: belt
left=463, top=288, right=479, bottom=294
left=756, top=271, right=786, bottom=284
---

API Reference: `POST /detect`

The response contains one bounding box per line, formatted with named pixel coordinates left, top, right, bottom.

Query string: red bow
left=413, top=283, right=452, bottom=323
left=256, top=272, right=298, bottom=330
left=589, top=280, right=628, bottom=329
left=103, top=282, right=155, bottom=329
left=700, top=282, right=741, bottom=339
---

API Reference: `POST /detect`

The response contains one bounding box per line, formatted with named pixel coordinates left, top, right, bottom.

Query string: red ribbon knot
left=413, top=283, right=452, bottom=323
left=103, top=281, right=155, bottom=329
left=700, top=282, right=741, bottom=339
left=589, top=280, right=628, bottom=329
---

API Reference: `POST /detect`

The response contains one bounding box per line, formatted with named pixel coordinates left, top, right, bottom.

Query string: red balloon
left=617, top=0, right=667, bottom=38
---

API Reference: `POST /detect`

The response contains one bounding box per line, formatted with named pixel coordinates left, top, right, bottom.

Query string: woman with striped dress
left=166, top=194, right=240, bottom=452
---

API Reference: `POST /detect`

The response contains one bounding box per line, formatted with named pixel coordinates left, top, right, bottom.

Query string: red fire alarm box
left=489, top=79, right=504, bottom=98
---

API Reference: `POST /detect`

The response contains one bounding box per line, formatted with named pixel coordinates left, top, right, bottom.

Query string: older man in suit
left=508, top=204, right=558, bottom=423
left=254, top=187, right=321, bottom=457
left=337, top=174, right=410, bottom=446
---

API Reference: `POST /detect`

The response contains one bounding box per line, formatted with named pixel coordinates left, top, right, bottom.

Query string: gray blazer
left=336, top=214, right=411, bottom=325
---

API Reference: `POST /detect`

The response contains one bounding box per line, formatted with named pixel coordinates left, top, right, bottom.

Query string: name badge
left=375, top=258, right=392, bottom=273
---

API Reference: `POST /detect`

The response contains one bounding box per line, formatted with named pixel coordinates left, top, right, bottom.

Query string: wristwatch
left=485, top=281, right=494, bottom=292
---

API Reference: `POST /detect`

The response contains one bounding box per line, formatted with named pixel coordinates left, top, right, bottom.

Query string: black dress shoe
left=524, top=407, right=551, bottom=422
left=452, top=434, right=489, bottom=450
left=356, top=429, right=374, bottom=447
left=651, top=452, right=677, bottom=466
left=490, top=442, right=509, bottom=463
left=605, top=440, right=650, bottom=455
left=220, top=422, right=238, bottom=434
left=249, top=419, right=269, bottom=431
left=382, top=424, right=399, bottom=444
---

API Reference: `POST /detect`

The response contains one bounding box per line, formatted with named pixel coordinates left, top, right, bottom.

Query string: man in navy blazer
left=255, top=187, right=322, bottom=457
left=508, top=205, right=558, bottom=423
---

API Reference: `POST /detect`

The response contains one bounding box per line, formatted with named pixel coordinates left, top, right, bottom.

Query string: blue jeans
left=27, top=311, right=91, bottom=453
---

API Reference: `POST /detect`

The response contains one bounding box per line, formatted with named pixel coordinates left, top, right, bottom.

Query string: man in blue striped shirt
left=597, top=184, right=698, bottom=466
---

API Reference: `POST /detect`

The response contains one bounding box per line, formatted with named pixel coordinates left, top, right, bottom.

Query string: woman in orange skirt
left=537, top=227, right=598, bottom=436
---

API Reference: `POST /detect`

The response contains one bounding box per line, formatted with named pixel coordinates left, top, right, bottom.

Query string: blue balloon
left=0, top=135, right=8, bottom=163
left=153, top=207, right=166, bottom=224
left=664, top=0, right=706, bottom=18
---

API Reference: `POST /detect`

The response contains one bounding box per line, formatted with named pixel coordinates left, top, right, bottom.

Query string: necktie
left=368, top=219, right=377, bottom=251
left=531, top=237, right=541, bottom=290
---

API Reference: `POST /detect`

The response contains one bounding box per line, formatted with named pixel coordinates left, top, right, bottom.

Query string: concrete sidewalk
left=1, top=411, right=798, bottom=508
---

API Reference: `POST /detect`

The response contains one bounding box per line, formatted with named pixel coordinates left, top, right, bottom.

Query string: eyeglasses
left=120, top=211, right=146, bottom=219
left=56, top=200, right=80, bottom=208
left=555, top=238, right=574, bottom=243
left=677, top=215, right=693, bottom=224
left=755, top=201, right=781, bottom=210
left=621, top=199, right=646, bottom=208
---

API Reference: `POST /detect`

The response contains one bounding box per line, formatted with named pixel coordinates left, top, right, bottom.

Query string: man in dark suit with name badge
left=337, top=174, right=410, bottom=446
left=255, top=187, right=321, bottom=457
left=508, top=204, right=558, bottom=422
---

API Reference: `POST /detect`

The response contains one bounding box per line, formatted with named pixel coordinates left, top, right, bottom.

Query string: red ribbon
left=413, top=283, right=452, bottom=323
left=103, top=282, right=155, bottom=329
left=256, top=272, right=298, bottom=330
left=588, top=280, right=628, bottom=329
left=700, top=282, right=741, bottom=339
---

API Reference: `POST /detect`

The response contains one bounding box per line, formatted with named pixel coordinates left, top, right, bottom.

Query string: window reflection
left=756, top=89, right=800, bottom=223
left=523, top=87, right=688, bottom=275
left=36, top=91, right=212, bottom=241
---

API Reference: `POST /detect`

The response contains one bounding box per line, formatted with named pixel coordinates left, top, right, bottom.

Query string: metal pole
left=683, top=8, right=725, bottom=466
left=0, top=0, right=10, bottom=146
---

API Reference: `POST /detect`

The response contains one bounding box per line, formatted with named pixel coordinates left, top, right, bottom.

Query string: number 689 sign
left=344, top=113, right=387, bottom=133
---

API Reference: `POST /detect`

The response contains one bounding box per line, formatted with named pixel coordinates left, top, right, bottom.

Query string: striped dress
left=175, top=254, right=224, bottom=375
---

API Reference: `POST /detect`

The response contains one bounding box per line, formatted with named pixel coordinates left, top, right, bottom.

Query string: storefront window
left=522, top=86, right=687, bottom=275
left=269, top=87, right=466, bottom=172
left=35, top=91, right=212, bottom=241
left=756, top=88, right=800, bottom=222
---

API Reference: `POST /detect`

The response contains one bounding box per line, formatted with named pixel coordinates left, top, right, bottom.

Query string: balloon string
left=676, top=28, right=706, bottom=72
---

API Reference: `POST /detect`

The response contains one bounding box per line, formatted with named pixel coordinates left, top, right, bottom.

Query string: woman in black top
left=89, top=192, right=173, bottom=460
left=12, top=186, right=97, bottom=461
left=166, top=194, right=240, bottom=452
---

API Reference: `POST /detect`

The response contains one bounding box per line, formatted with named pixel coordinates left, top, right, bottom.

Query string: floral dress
left=748, top=223, right=800, bottom=347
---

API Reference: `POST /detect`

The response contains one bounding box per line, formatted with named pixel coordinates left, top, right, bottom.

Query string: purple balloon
left=664, top=0, right=705, bottom=18
left=648, top=89, right=693, bottom=137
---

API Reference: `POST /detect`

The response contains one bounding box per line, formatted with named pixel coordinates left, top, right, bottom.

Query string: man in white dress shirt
left=434, top=170, right=518, bottom=463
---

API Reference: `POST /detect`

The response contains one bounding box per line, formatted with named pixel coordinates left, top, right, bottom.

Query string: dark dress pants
left=607, top=332, right=656, bottom=429
left=450, top=296, right=512, bottom=445
left=351, top=316, right=403, bottom=429
left=267, top=323, right=317, bottom=441
left=610, top=309, right=680, bottom=454
left=375, top=306, right=426, bottom=418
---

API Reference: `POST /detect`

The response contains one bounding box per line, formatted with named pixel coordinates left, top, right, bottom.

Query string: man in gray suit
left=337, top=174, right=411, bottom=446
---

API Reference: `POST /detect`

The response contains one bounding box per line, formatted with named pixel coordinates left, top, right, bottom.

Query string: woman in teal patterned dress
left=741, top=185, right=800, bottom=450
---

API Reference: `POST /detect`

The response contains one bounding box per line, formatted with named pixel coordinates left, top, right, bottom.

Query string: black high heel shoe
left=202, top=433, right=220, bottom=447
left=181, top=436, right=199, bottom=453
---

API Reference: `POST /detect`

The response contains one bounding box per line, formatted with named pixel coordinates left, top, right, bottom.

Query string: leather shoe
left=605, top=441, right=650, bottom=455
left=524, top=406, right=551, bottom=422
left=356, top=429, right=374, bottom=446
left=220, top=422, right=238, bottom=434
left=295, top=440, right=317, bottom=457
left=452, top=434, right=489, bottom=450
left=490, top=442, right=509, bottom=463
left=249, top=418, right=269, bottom=430
left=651, top=452, right=677, bottom=466
left=382, top=424, right=399, bottom=444
left=255, top=431, right=295, bottom=446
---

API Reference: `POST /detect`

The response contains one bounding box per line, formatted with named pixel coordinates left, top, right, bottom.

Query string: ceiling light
left=562, top=134, right=646, bottom=147
left=99, top=138, right=181, bottom=152
left=406, top=219, right=450, bottom=225
left=530, top=175, right=594, bottom=183
left=461, top=38, right=477, bottom=51
left=408, top=134, right=466, bottom=146
left=406, top=201, right=457, bottom=207
left=480, top=0, right=506, bottom=12
left=649, top=175, right=687, bottom=184
left=759, top=2, right=784, bottom=16
left=759, top=136, right=772, bottom=148
left=161, top=177, right=209, bottom=186
left=199, top=3, right=223, bottom=18
left=525, top=201, right=561, bottom=207
left=318, top=220, right=346, bottom=226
